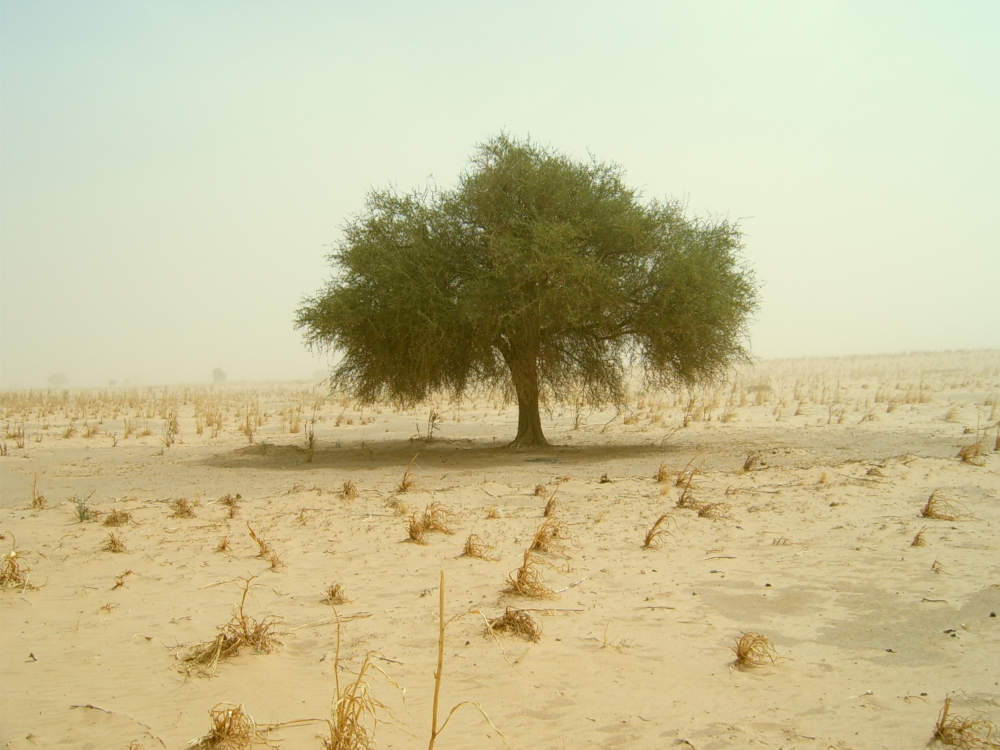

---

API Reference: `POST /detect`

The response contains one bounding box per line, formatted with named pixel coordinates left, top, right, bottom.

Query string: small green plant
left=72, top=491, right=98, bottom=522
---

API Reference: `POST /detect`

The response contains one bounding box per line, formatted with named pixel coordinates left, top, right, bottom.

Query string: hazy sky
left=2, top=1, right=998, bottom=388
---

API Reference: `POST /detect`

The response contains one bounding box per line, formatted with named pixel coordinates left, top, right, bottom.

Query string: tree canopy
left=296, top=135, right=758, bottom=446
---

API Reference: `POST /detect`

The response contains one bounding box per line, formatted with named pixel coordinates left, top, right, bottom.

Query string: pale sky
left=2, top=1, right=998, bottom=388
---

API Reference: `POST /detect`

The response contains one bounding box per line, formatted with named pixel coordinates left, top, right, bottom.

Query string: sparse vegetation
left=179, top=577, right=282, bottom=676
left=72, top=491, right=98, bottom=522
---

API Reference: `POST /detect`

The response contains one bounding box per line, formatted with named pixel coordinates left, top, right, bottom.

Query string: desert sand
left=2, top=350, right=999, bottom=749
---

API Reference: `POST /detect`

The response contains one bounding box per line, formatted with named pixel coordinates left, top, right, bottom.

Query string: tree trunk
left=505, top=347, right=548, bottom=448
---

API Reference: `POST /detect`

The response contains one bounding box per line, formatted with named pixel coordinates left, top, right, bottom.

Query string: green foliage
left=297, top=135, right=758, bottom=445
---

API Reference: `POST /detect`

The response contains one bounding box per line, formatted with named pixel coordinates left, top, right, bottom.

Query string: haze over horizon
left=3, top=2, right=998, bottom=389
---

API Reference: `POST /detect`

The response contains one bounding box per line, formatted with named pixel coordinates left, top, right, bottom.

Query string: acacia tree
left=296, top=135, right=758, bottom=447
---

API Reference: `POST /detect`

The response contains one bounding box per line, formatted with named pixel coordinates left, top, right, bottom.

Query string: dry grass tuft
left=103, top=509, right=132, bottom=527
left=731, top=632, right=779, bottom=670
left=460, top=534, right=496, bottom=560
left=543, top=496, right=558, bottom=518
left=397, top=455, right=418, bottom=493
left=599, top=473, right=612, bottom=484
left=655, top=464, right=674, bottom=483
left=921, top=491, right=969, bottom=521
left=529, top=518, right=571, bottom=556
left=486, top=606, right=541, bottom=642
left=103, top=532, right=127, bottom=553
left=1, top=542, right=36, bottom=592
left=171, top=498, right=196, bottom=518
left=503, top=551, right=556, bottom=599
left=408, top=502, right=455, bottom=544
left=220, top=493, right=241, bottom=518
left=246, top=524, right=284, bottom=569
left=112, top=569, right=134, bottom=589
left=697, top=503, right=731, bottom=520
left=29, top=476, right=46, bottom=510
left=675, top=455, right=704, bottom=487
left=957, top=439, right=986, bottom=466
left=189, top=702, right=263, bottom=750
left=642, top=513, right=675, bottom=549
left=533, top=484, right=547, bottom=496
left=932, top=695, right=1000, bottom=749
left=323, top=583, right=350, bottom=605
left=911, top=526, right=929, bottom=547
left=485, top=506, right=502, bottom=520
left=216, top=535, right=232, bottom=553
left=386, top=497, right=410, bottom=517
left=406, top=512, right=429, bottom=544
left=341, top=480, right=359, bottom=500
left=180, top=578, right=282, bottom=676
left=742, top=451, right=763, bottom=473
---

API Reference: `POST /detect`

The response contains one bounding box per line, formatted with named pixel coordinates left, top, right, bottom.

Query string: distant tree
left=212, top=368, right=227, bottom=384
left=296, top=135, right=758, bottom=446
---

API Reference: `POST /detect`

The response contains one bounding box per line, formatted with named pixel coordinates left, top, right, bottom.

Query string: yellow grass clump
left=503, top=551, right=556, bottom=599
left=171, top=498, right=196, bottom=518
left=460, top=534, right=496, bottom=560
left=957, top=439, right=986, bottom=466
left=189, top=702, right=264, bottom=750
left=102, top=532, right=127, bottom=553
left=529, top=518, right=571, bottom=556
left=731, top=632, right=779, bottom=670
left=486, top=606, right=541, bottom=642
left=407, top=502, right=455, bottom=544
left=323, top=583, right=350, bottom=605
left=179, top=578, right=282, bottom=677
left=397, top=455, right=418, bottom=493
left=932, top=695, right=1000, bottom=749
left=1, top=543, right=36, bottom=592
left=642, top=513, right=675, bottom=549
left=103, top=509, right=132, bottom=527
left=921, top=491, right=969, bottom=521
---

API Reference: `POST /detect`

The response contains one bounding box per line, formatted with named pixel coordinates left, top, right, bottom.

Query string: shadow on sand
left=198, top=436, right=686, bottom=473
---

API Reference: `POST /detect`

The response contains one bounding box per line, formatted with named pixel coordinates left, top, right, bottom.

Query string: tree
left=296, top=135, right=758, bottom=447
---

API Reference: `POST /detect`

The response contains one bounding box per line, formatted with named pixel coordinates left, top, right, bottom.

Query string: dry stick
left=427, top=571, right=508, bottom=750
left=429, top=570, right=446, bottom=750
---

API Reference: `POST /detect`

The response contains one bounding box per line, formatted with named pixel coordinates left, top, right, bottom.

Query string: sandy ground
left=2, top=350, right=999, bottom=749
